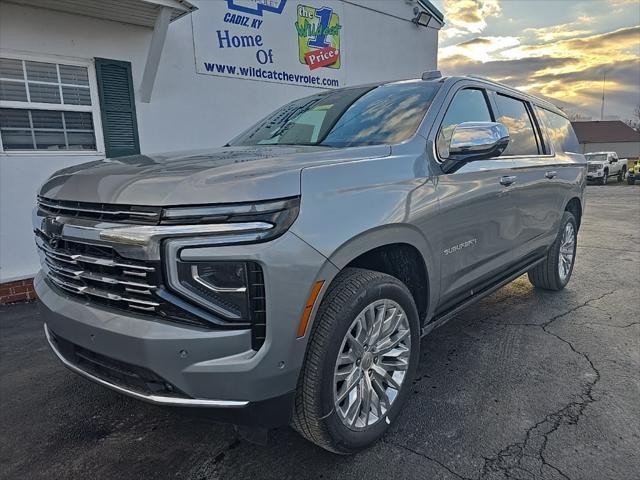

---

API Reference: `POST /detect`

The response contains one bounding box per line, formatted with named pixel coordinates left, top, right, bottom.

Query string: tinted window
left=230, top=82, right=440, bottom=148
left=436, top=89, right=492, bottom=157
left=494, top=94, right=539, bottom=156
left=535, top=107, right=580, bottom=153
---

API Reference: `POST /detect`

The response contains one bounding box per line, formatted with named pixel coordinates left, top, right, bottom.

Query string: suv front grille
left=587, top=164, right=598, bottom=172
left=37, top=196, right=162, bottom=225
left=36, top=230, right=211, bottom=329
left=49, top=329, right=188, bottom=398
left=36, top=198, right=269, bottom=348
left=36, top=230, right=268, bottom=346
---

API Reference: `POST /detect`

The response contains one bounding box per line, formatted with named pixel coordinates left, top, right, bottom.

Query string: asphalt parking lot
left=1, top=184, right=639, bottom=480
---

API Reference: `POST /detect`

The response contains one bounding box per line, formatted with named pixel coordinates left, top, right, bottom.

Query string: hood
left=39, top=144, right=390, bottom=206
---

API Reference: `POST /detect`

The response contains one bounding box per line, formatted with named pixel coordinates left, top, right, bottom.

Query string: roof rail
left=422, top=70, right=442, bottom=80
left=464, top=75, right=562, bottom=112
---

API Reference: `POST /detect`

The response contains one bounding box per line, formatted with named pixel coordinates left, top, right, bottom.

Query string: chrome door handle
left=500, top=175, right=517, bottom=186
left=545, top=170, right=557, bottom=179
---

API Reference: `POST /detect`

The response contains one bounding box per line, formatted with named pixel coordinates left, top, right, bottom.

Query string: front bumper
left=36, top=231, right=337, bottom=426
left=587, top=171, right=604, bottom=180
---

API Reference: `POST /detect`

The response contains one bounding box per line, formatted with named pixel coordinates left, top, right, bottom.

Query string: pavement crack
left=386, top=439, right=473, bottom=480
left=576, top=321, right=639, bottom=329
left=475, top=291, right=613, bottom=479
left=621, top=321, right=640, bottom=328
left=540, top=290, right=616, bottom=330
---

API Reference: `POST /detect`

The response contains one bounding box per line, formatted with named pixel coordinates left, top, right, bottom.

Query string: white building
left=0, top=0, right=443, bottom=293
left=571, top=120, right=640, bottom=161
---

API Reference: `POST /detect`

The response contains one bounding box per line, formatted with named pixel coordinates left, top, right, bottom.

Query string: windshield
left=229, top=82, right=440, bottom=148
left=586, top=154, right=607, bottom=162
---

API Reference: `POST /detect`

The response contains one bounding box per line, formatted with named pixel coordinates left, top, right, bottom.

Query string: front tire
left=600, top=171, right=608, bottom=185
left=528, top=211, right=577, bottom=291
left=293, top=268, right=420, bottom=454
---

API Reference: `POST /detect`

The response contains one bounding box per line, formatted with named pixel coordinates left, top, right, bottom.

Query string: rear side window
left=535, top=107, right=580, bottom=154
left=437, top=89, right=492, bottom=158
left=494, top=94, right=539, bottom=156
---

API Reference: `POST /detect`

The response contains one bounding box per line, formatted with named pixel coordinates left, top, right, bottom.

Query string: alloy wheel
left=558, top=222, right=575, bottom=282
left=333, top=299, right=411, bottom=430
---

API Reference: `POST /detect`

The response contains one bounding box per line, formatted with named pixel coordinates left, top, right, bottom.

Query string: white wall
left=581, top=142, right=640, bottom=160
left=0, top=0, right=439, bottom=282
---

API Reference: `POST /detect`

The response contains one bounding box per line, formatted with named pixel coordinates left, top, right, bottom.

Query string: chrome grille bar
left=36, top=231, right=161, bottom=313
left=36, top=238, right=155, bottom=271
left=37, top=196, right=161, bottom=224
left=38, top=198, right=159, bottom=217
left=43, top=257, right=156, bottom=290
left=35, top=224, right=215, bottom=329
left=46, top=272, right=160, bottom=307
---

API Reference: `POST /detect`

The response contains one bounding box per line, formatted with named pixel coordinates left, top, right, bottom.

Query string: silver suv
left=34, top=73, right=586, bottom=453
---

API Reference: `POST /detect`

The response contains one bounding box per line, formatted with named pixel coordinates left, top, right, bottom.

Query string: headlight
left=161, top=197, right=299, bottom=231
left=161, top=198, right=295, bottom=324
left=100, top=197, right=299, bottom=246
left=172, top=260, right=259, bottom=322
left=158, top=199, right=297, bottom=326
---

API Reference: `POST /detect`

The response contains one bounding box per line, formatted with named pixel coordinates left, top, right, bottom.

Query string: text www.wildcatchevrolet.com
left=202, top=62, right=340, bottom=87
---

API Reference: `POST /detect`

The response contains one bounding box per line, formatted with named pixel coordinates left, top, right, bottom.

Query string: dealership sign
left=193, top=0, right=345, bottom=88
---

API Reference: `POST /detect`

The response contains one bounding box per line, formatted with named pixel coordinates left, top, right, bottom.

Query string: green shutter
left=95, top=58, right=140, bottom=158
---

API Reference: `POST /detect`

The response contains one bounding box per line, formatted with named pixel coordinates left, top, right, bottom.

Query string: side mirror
left=441, top=122, right=510, bottom=172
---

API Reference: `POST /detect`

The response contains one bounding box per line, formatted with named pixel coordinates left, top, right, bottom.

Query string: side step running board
left=421, top=257, right=545, bottom=337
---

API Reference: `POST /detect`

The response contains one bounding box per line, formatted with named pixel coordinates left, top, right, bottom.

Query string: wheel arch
left=564, top=197, right=582, bottom=230
left=325, top=225, right=437, bottom=324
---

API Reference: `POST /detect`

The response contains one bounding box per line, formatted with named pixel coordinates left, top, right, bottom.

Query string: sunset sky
left=431, top=0, right=640, bottom=121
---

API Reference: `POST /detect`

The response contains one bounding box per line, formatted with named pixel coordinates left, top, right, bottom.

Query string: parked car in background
left=586, top=151, right=627, bottom=184
left=627, top=160, right=639, bottom=185
left=33, top=74, right=586, bottom=453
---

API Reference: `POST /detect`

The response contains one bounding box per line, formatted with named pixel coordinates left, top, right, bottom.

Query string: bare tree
left=558, top=106, right=591, bottom=122
left=623, top=104, right=640, bottom=131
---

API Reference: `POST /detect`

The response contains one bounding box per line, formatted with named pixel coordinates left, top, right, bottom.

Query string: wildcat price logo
left=194, top=0, right=345, bottom=88
left=296, top=4, right=342, bottom=71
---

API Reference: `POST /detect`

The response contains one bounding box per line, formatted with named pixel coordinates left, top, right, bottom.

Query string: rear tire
left=618, top=168, right=626, bottom=182
left=528, top=211, right=577, bottom=291
left=292, top=268, right=420, bottom=454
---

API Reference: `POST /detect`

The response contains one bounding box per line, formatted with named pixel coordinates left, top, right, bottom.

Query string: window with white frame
left=0, top=57, right=100, bottom=152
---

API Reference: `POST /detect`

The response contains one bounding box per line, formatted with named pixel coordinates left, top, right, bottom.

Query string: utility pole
left=600, top=71, right=606, bottom=121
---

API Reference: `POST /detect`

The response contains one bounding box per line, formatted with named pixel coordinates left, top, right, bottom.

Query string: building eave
left=3, top=0, right=197, bottom=27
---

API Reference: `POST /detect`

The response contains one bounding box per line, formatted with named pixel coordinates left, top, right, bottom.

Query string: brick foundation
left=0, top=278, right=36, bottom=304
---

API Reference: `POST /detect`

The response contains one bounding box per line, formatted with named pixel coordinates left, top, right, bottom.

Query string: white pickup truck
left=586, top=151, right=627, bottom=184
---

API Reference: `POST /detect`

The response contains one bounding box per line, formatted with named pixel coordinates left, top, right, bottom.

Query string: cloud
left=440, top=0, right=502, bottom=39
left=441, top=55, right=576, bottom=82
left=439, top=26, right=640, bottom=118
left=524, top=22, right=593, bottom=42
left=440, top=36, right=520, bottom=63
